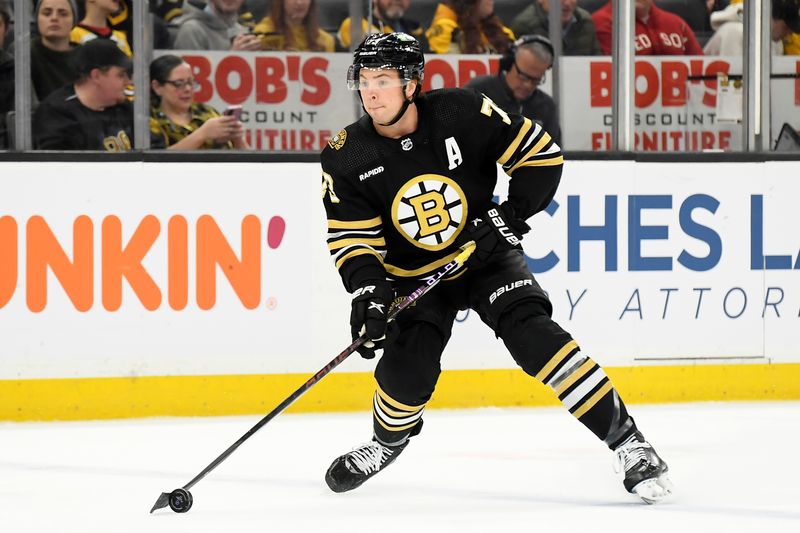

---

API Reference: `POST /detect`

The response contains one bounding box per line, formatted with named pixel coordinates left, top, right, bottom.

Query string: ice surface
left=1, top=402, right=798, bottom=532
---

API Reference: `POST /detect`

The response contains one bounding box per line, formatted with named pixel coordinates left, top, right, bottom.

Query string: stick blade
left=150, top=492, right=171, bottom=514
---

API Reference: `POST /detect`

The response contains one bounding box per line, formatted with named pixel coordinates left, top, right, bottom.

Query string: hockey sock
left=372, top=383, right=425, bottom=446
left=537, top=341, right=636, bottom=449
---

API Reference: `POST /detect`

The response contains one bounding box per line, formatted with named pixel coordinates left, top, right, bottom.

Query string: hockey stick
left=150, top=241, right=476, bottom=514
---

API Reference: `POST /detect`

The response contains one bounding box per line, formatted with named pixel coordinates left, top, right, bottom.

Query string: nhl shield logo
left=400, top=138, right=413, bottom=151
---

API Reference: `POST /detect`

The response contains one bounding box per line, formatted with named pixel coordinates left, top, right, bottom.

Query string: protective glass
left=346, top=66, right=408, bottom=90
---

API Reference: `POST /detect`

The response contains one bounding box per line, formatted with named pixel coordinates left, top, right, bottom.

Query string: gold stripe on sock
left=572, top=381, right=613, bottom=419
left=554, top=359, right=597, bottom=396
left=374, top=413, right=421, bottom=433
left=376, top=383, right=423, bottom=412
left=535, top=340, right=579, bottom=382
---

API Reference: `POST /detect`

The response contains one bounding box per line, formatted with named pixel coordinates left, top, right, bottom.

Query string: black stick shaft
left=179, top=242, right=475, bottom=492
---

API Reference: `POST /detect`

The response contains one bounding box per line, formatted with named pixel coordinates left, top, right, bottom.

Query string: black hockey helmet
left=348, top=32, right=425, bottom=126
left=347, top=32, right=425, bottom=90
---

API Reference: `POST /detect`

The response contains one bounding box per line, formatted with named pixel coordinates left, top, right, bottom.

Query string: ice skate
left=614, top=431, right=673, bottom=504
left=325, top=439, right=408, bottom=493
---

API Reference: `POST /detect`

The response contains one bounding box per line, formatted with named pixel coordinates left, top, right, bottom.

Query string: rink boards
left=0, top=160, right=798, bottom=420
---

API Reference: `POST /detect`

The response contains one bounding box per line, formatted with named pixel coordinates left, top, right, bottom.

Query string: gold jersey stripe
left=327, top=216, right=382, bottom=230
left=334, top=248, right=384, bottom=269
left=508, top=133, right=553, bottom=174
left=572, top=381, right=613, bottom=419
left=511, top=155, right=565, bottom=171
left=554, top=359, right=597, bottom=396
left=328, top=237, right=386, bottom=251
left=535, top=340, right=579, bottom=382
left=376, top=382, right=423, bottom=411
left=384, top=249, right=462, bottom=278
left=497, top=117, right=532, bottom=166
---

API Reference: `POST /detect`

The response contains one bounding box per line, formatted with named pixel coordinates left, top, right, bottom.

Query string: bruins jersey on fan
left=321, top=88, right=563, bottom=291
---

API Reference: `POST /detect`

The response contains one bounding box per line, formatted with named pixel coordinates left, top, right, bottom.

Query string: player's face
left=358, top=69, right=413, bottom=123
left=505, top=48, right=548, bottom=101
left=153, top=63, right=195, bottom=112
left=38, top=0, right=75, bottom=41
left=96, top=65, right=131, bottom=106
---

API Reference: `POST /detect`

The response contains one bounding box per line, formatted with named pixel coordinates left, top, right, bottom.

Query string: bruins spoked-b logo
left=391, top=175, right=467, bottom=251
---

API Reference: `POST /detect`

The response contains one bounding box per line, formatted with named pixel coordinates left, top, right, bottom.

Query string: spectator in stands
left=245, top=0, right=271, bottom=23
left=32, top=0, right=79, bottom=101
left=156, top=0, right=186, bottom=24
left=0, top=0, right=13, bottom=149
left=426, top=0, right=515, bottom=54
left=149, top=54, right=249, bottom=149
left=99, top=1, right=177, bottom=50
left=173, top=0, right=262, bottom=50
left=511, top=0, right=602, bottom=55
left=253, top=0, right=335, bottom=51
left=592, top=0, right=704, bottom=55
left=771, top=0, right=800, bottom=51
left=33, top=38, right=133, bottom=150
left=703, top=0, right=745, bottom=55
left=337, top=0, right=427, bottom=51
left=71, top=0, right=133, bottom=56
left=465, top=34, right=560, bottom=143
left=704, top=0, right=800, bottom=55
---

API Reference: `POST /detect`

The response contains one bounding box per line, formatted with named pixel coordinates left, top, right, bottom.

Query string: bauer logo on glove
left=487, top=207, right=523, bottom=246
left=458, top=203, right=530, bottom=269
left=350, top=280, right=394, bottom=359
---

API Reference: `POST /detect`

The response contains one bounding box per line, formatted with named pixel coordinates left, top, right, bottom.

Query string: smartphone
left=223, top=105, right=243, bottom=121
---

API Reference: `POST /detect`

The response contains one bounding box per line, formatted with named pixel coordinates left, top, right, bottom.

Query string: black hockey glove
left=350, top=280, right=394, bottom=359
left=460, top=203, right=530, bottom=270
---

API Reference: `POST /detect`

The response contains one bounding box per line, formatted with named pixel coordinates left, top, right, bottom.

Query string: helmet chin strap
left=376, top=95, right=413, bottom=127
left=361, top=81, right=420, bottom=127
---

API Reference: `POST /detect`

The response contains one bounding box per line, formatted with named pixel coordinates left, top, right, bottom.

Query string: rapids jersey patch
left=320, top=88, right=562, bottom=287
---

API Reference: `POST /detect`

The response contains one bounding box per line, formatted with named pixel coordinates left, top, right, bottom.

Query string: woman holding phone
left=149, top=54, right=250, bottom=150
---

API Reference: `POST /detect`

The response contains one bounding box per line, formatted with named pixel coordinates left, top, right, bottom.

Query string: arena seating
left=314, top=0, right=713, bottom=47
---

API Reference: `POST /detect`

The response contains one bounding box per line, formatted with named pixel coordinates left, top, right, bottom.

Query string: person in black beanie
left=33, top=38, right=133, bottom=150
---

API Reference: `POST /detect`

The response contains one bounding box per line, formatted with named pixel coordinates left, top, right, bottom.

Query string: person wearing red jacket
left=592, top=0, right=704, bottom=55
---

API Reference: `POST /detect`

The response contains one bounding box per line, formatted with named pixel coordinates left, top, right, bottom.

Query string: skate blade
left=632, top=474, right=673, bottom=504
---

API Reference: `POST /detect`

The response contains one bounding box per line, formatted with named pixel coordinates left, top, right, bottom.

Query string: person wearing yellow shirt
left=70, top=0, right=132, bottom=56
left=705, top=0, right=800, bottom=55
left=253, top=0, right=335, bottom=52
left=426, top=0, right=515, bottom=54
left=337, top=0, right=427, bottom=50
left=783, top=32, right=800, bottom=55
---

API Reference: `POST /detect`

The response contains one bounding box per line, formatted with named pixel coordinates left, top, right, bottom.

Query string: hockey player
left=320, top=32, right=673, bottom=504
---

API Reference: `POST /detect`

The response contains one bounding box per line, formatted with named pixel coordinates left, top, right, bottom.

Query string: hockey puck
left=168, top=488, right=193, bottom=513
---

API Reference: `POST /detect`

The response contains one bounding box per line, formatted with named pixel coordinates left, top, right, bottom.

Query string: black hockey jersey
left=33, top=85, right=133, bottom=151
left=321, top=88, right=563, bottom=292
